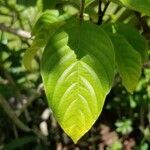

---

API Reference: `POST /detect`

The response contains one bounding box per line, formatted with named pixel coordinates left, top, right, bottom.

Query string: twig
left=0, top=94, right=47, bottom=142
left=0, top=64, right=22, bottom=98
left=0, top=23, right=31, bottom=39
left=98, top=0, right=110, bottom=25
left=32, top=127, right=47, bottom=142
left=0, top=11, right=13, bottom=17
left=143, top=61, right=150, bottom=68
left=0, top=94, right=31, bottom=132
left=135, top=12, right=150, bottom=39
left=148, top=104, right=150, bottom=125
left=79, top=0, right=85, bottom=20
left=135, top=12, right=149, bottom=33
left=97, top=0, right=102, bottom=25
left=16, top=92, right=40, bottom=117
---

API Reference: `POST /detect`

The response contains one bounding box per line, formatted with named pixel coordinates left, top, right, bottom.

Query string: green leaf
left=41, top=19, right=115, bottom=143
left=5, top=136, right=36, bottom=150
left=85, top=0, right=95, bottom=7
left=43, top=0, right=60, bottom=9
left=111, top=35, right=141, bottom=93
left=102, top=23, right=148, bottom=63
left=68, top=0, right=95, bottom=7
left=32, top=10, right=60, bottom=35
left=23, top=10, right=64, bottom=70
left=102, top=24, right=142, bottom=92
left=111, top=0, right=150, bottom=15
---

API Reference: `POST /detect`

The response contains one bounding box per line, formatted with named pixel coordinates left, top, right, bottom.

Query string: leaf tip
left=72, top=138, right=79, bottom=144
left=62, top=125, right=91, bottom=144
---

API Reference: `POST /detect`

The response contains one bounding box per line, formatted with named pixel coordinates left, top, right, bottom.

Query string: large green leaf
left=41, top=19, right=115, bottom=143
left=102, top=24, right=142, bottom=93
left=102, top=23, right=148, bottom=63
left=111, top=0, right=150, bottom=15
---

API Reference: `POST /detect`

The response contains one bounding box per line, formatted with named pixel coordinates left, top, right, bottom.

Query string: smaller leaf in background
left=4, top=136, right=36, bottom=150
left=17, top=0, right=37, bottom=7
left=43, top=0, right=60, bottom=9
left=129, top=96, right=137, bottom=108
left=113, top=23, right=148, bottom=63
left=109, top=141, right=122, bottom=150
left=102, top=24, right=143, bottom=93
left=68, top=0, right=95, bottom=8
left=111, top=0, right=150, bottom=16
left=143, top=127, right=150, bottom=143
left=32, top=10, right=59, bottom=35
left=85, top=0, right=95, bottom=7
left=102, top=23, right=148, bottom=63
left=115, top=119, right=133, bottom=135
left=23, top=10, right=64, bottom=70
left=140, top=143, right=149, bottom=150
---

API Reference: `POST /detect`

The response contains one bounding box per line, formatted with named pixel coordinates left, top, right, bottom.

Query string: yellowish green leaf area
left=113, top=0, right=150, bottom=15
left=41, top=19, right=115, bottom=143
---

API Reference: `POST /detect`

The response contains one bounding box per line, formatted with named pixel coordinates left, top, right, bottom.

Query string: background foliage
left=0, top=0, right=150, bottom=149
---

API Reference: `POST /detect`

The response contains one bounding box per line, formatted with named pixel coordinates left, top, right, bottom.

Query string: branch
left=97, top=0, right=102, bottom=25
left=0, top=11, right=13, bottom=17
left=0, top=64, right=22, bottom=98
left=135, top=12, right=149, bottom=33
left=0, top=23, right=31, bottom=39
left=98, top=0, right=110, bottom=25
left=143, top=61, right=150, bottom=68
left=0, top=94, right=47, bottom=142
left=79, top=0, right=85, bottom=20
left=135, top=12, right=150, bottom=39
left=16, top=92, right=40, bottom=117
left=0, top=94, right=31, bottom=132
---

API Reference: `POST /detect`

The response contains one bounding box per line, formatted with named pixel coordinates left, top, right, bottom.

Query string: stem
left=148, top=104, right=150, bottom=126
left=0, top=11, right=13, bottom=17
left=98, top=0, right=102, bottom=25
left=0, top=94, right=31, bottom=132
left=0, top=64, right=22, bottom=99
left=32, top=127, right=47, bottom=142
left=79, top=0, right=85, bottom=20
left=98, top=0, right=110, bottom=25
left=0, top=94, right=47, bottom=142
left=135, top=12, right=149, bottom=33
left=16, top=92, right=40, bottom=117
left=0, top=23, right=31, bottom=39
